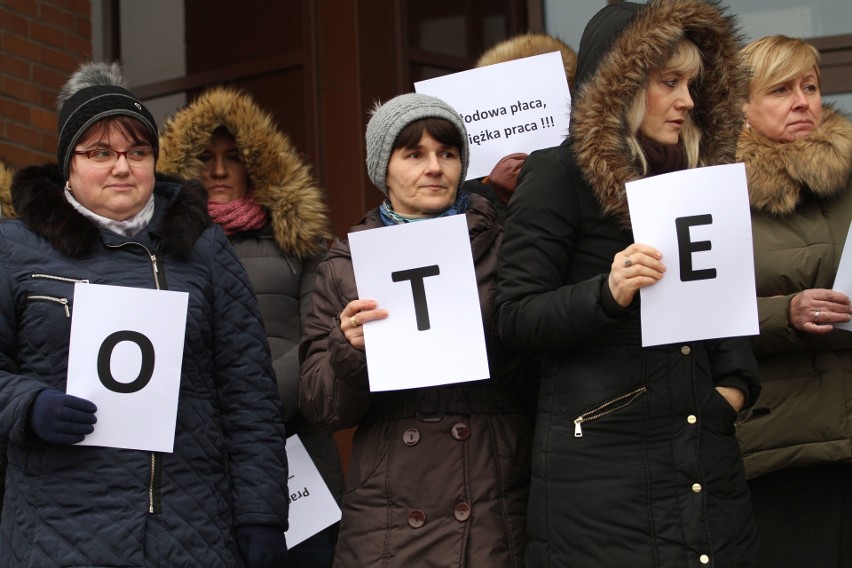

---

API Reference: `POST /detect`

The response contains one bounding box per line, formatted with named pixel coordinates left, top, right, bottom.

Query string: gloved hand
left=236, top=524, right=288, bottom=568
left=29, top=389, right=97, bottom=445
left=488, top=152, right=529, bottom=204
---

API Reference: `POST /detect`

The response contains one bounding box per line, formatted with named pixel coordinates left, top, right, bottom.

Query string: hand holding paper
left=608, top=243, right=665, bottom=307
left=789, top=288, right=852, bottom=333
left=339, top=298, right=388, bottom=351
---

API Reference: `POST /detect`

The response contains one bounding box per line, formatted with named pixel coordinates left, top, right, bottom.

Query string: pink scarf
left=208, top=196, right=268, bottom=235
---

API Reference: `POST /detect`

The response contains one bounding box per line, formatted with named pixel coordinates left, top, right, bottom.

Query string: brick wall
left=0, top=0, right=91, bottom=169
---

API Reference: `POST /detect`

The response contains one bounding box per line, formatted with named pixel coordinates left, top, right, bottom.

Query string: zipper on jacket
left=573, top=386, right=648, bottom=438
left=31, top=273, right=90, bottom=284
left=106, top=242, right=164, bottom=290
left=26, top=295, right=70, bottom=317
left=105, top=242, right=166, bottom=512
left=148, top=452, right=162, bottom=514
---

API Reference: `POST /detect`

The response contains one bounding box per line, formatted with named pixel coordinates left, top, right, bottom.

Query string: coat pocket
left=573, top=385, right=648, bottom=438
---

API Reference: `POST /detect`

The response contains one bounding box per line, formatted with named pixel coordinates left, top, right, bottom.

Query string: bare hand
left=788, top=289, right=852, bottom=334
left=715, top=386, right=745, bottom=413
left=608, top=244, right=666, bottom=307
left=340, top=299, right=388, bottom=350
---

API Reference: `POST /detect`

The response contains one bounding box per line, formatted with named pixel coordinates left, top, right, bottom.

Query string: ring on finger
left=814, top=310, right=821, bottom=323
left=350, top=316, right=361, bottom=328
left=623, top=257, right=633, bottom=268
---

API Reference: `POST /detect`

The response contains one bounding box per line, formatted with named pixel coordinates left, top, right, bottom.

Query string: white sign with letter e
left=284, top=434, right=342, bottom=548
left=626, top=163, right=759, bottom=346
left=349, top=214, right=490, bottom=391
left=66, top=282, right=188, bottom=452
left=415, top=51, right=571, bottom=179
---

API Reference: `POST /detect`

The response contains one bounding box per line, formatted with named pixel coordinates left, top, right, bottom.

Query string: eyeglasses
left=73, top=147, right=155, bottom=168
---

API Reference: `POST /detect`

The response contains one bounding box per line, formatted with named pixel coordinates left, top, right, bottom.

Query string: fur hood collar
left=10, top=163, right=210, bottom=259
left=0, top=159, right=15, bottom=219
left=737, top=106, right=852, bottom=216
left=158, top=88, right=330, bottom=257
left=571, top=0, right=747, bottom=226
left=476, top=33, right=577, bottom=91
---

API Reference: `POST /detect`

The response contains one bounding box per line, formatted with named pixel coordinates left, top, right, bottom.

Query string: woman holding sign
left=158, top=87, right=342, bottom=567
left=496, top=1, right=761, bottom=566
left=735, top=35, right=852, bottom=568
left=300, top=93, right=532, bottom=567
left=0, top=63, right=289, bottom=567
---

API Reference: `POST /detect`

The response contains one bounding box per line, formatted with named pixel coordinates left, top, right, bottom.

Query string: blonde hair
left=626, top=39, right=703, bottom=174
left=741, top=35, right=820, bottom=100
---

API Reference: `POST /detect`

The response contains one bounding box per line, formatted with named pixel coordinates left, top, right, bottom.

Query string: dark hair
left=392, top=118, right=463, bottom=152
left=78, top=116, right=158, bottom=150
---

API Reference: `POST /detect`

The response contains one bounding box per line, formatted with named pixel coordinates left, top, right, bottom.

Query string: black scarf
left=637, top=132, right=688, bottom=176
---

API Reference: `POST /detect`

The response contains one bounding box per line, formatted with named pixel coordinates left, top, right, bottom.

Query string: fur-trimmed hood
left=571, top=0, right=747, bottom=226
left=158, top=88, right=330, bottom=257
left=477, top=33, right=577, bottom=91
left=10, top=163, right=210, bottom=259
left=737, top=106, right=852, bottom=216
left=0, top=159, right=15, bottom=219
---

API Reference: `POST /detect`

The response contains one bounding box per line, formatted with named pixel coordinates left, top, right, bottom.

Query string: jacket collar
left=737, top=106, right=852, bottom=216
left=11, top=163, right=210, bottom=259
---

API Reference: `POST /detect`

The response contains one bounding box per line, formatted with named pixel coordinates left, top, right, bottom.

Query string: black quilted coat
left=0, top=164, right=289, bottom=566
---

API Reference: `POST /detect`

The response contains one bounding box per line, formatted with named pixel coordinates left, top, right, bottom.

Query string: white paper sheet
left=283, top=434, right=342, bottom=548
left=66, top=283, right=188, bottom=452
left=831, top=221, right=852, bottom=331
left=348, top=215, right=490, bottom=391
left=415, top=51, right=571, bottom=179
left=625, top=163, right=759, bottom=346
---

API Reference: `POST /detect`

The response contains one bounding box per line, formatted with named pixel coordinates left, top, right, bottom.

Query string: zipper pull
left=60, top=298, right=69, bottom=318
left=151, top=254, right=158, bottom=275
left=574, top=417, right=583, bottom=438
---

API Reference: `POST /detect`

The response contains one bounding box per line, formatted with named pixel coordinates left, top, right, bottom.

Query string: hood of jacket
left=476, top=33, right=577, bottom=91
left=0, top=159, right=15, bottom=219
left=158, top=87, right=330, bottom=257
left=10, top=163, right=209, bottom=259
left=737, top=106, right=852, bottom=216
left=571, top=0, right=747, bottom=226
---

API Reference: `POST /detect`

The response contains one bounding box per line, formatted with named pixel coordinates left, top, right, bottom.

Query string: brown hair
left=392, top=118, right=464, bottom=152
left=77, top=116, right=158, bottom=150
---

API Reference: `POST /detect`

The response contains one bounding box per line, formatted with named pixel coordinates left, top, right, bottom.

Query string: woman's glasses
left=73, top=147, right=155, bottom=168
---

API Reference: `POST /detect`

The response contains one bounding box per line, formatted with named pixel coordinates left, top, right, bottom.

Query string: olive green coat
left=736, top=107, right=852, bottom=479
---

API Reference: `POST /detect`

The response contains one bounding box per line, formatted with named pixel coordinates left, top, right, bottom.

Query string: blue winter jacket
left=0, top=164, right=289, bottom=567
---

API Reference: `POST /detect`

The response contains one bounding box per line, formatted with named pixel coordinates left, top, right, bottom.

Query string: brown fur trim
left=477, top=34, right=577, bottom=90
left=737, top=106, right=852, bottom=216
left=572, top=0, right=747, bottom=227
left=0, top=159, right=16, bottom=219
left=158, top=88, right=331, bottom=257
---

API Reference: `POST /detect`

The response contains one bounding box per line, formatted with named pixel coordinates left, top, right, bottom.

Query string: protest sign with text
left=284, top=434, right=342, bottom=548
left=415, top=51, right=571, bottom=179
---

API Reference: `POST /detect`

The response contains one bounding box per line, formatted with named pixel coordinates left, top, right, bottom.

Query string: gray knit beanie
left=365, top=93, right=469, bottom=196
left=57, top=62, right=158, bottom=180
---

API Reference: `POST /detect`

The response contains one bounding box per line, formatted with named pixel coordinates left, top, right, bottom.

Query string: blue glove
left=236, top=524, right=288, bottom=568
left=29, top=389, right=97, bottom=445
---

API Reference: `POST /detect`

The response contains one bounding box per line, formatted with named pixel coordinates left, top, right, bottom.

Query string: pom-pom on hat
left=56, top=62, right=158, bottom=180
left=365, top=93, right=469, bottom=196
